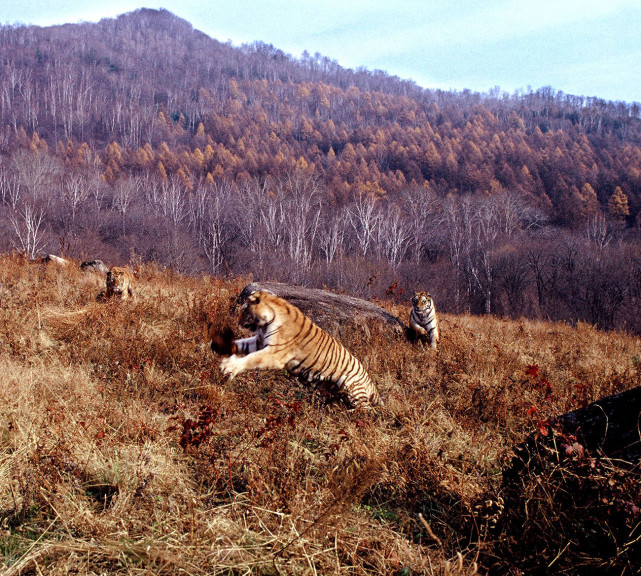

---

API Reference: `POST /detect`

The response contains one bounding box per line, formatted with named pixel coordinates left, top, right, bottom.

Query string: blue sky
left=3, top=0, right=640, bottom=103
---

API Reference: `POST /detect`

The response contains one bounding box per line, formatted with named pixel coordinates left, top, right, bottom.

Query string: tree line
left=1, top=141, right=640, bottom=333
left=0, top=10, right=640, bottom=228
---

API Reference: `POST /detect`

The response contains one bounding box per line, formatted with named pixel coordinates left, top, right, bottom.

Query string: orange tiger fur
left=105, top=266, right=135, bottom=300
left=214, top=291, right=381, bottom=408
left=409, top=291, right=439, bottom=350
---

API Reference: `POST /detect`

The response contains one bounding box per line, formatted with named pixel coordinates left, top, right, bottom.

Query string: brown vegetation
left=0, top=255, right=639, bottom=574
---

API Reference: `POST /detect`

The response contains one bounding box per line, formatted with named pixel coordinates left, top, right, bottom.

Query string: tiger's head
left=239, top=290, right=277, bottom=331
left=411, top=291, right=434, bottom=312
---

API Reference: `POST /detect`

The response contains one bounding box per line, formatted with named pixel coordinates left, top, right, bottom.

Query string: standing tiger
left=212, top=290, right=382, bottom=408
left=409, top=291, right=440, bottom=350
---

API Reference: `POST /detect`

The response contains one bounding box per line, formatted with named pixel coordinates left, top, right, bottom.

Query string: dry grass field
left=0, top=253, right=639, bottom=575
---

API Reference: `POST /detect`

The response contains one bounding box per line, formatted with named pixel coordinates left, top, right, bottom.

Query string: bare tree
left=347, top=192, right=379, bottom=257
left=90, top=178, right=108, bottom=211
left=188, top=181, right=208, bottom=237
left=0, top=62, right=24, bottom=132
left=62, top=172, right=91, bottom=227
left=494, top=190, right=548, bottom=234
left=399, top=186, right=439, bottom=265
left=585, top=212, right=612, bottom=252
left=494, top=249, right=530, bottom=316
left=0, top=169, right=21, bottom=209
left=201, top=217, right=225, bottom=275
left=467, top=197, right=500, bottom=314
left=160, top=176, right=188, bottom=229
left=526, top=240, right=560, bottom=317
left=111, top=178, right=139, bottom=235
left=142, top=172, right=164, bottom=217
left=58, top=64, right=77, bottom=139
left=200, top=187, right=233, bottom=275
left=378, top=203, right=411, bottom=270
left=440, top=195, right=474, bottom=311
left=552, top=234, right=584, bottom=319
left=20, top=72, right=38, bottom=132
left=234, top=177, right=271, bottom=256
left=319, top=209, right=348, bottom=264
left=260, top=191, right=285, bottom=249
left=11, top=149, right=61, bottom=204
left=278, top=169, right=322, bottom=272
left=11, top=202, right=47, bottom=259
left=575, top=257, right=627, bottom=330
left=112, top=180, right=134, bottom=216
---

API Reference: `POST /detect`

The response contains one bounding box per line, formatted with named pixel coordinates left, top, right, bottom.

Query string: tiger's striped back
left=282, top=309, right=381, bottom=407
left=218, top=291, right=381, bottom=408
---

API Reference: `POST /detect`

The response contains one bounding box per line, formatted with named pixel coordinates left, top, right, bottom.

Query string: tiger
left=409, top=291, right=440, bottom=350
left=104, top=266, right=135, bottom=300
left=213, top=290, right=382, bottom=408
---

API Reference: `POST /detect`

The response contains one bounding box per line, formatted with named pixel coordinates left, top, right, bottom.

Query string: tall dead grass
left=0, top=254, right=639, bottom=574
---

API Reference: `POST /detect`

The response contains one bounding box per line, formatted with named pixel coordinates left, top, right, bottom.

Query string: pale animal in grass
left=42, top=254, right=71, bottom=266
left=104, top=266, right=135, bottom=300
left=409, top=291, right=440, bottom=350
left=212, top=290, right=382, bottom=408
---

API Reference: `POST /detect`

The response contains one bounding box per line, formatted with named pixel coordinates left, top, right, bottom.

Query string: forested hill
left=1, top=8, right=641, bottom=333
left=1, top=8, right=640, bottom=225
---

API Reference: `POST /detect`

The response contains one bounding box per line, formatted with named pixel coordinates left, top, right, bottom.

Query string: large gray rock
left=239, top=281, right=407, bottom=339
left=80, top=259, right=109, bottom=274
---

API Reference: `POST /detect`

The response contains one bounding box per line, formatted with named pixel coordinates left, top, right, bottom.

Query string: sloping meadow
left=0, top=254, right=639, bottom=574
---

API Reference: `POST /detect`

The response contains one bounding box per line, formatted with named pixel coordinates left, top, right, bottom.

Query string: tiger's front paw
left=220, top=355, right=242, bottom=379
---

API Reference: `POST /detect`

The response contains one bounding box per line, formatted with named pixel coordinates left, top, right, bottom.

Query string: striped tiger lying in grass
left=210, top=290, right=382, bottom=408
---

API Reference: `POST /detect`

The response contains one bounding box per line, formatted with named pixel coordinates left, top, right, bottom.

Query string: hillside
left=0, top=9, right=640, bottom=217
left=0, top=256, right=640, bottom=574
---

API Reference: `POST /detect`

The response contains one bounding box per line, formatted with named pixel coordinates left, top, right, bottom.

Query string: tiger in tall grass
left=409, top=291, right=440, bottom=350
left=104, top=266, right=135, bottom=300
left=211, top=290, right=382, bottom=408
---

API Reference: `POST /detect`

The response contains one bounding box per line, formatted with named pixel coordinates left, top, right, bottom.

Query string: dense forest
left=1, top=8, right=641, bottom=331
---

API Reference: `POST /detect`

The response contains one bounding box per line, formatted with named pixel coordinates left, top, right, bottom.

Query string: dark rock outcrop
left=505, top=384, right=641, bottom=480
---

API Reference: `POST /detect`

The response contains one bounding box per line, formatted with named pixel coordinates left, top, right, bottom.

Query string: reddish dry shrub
left=488, top=438, right=641, bottom=575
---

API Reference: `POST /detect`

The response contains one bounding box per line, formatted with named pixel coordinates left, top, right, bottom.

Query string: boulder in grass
left=80, top=259, right=109, bottom=274
left=238, top=281, right=407, bottom=339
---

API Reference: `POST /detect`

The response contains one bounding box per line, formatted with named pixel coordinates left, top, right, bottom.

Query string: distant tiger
left=212, top=290, right=381, bottom=408
left=105, top=266, right=135, bottom=300
left=409, top=291, right=439, bottom=350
